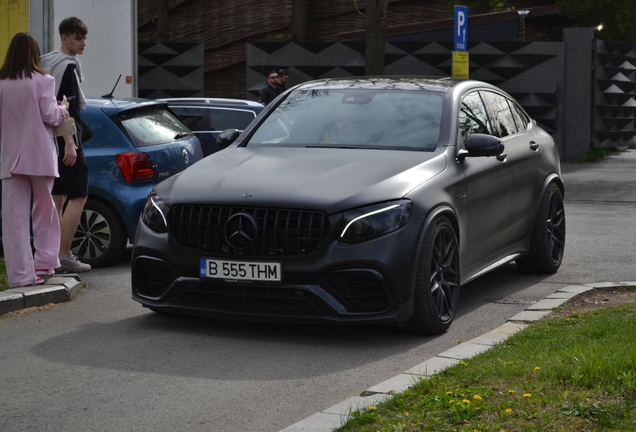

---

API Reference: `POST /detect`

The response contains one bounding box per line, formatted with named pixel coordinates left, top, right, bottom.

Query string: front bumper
left=131, top=215, right=424, bottom=325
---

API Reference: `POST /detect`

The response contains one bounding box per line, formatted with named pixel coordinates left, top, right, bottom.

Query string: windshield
left=247, top=89, right=444, bottom=151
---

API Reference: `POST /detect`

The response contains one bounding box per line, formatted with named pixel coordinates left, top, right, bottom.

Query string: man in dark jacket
left=259, top=70, right=279, bottom=105
left=277, top=69, right=289, bottom=93
left=40, top=16, right=91, bottom=273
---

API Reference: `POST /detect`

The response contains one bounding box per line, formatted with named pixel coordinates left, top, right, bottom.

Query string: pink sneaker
left=35, top=268, right=55, bottom=276
left=25, top=277, right=45, bottom=287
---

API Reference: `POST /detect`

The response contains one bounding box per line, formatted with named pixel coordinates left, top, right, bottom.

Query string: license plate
left=200, top=258, right=282, bottom=282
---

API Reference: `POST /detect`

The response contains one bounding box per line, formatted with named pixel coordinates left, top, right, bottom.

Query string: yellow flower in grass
left=505, top=408, right=513, bottom=414
left=449, top=400, right=455, bottom=404
left=462, top=399, right=471, bottom=405
left=473, top=394, right=482, bottom=401
left=457, top=339, right=461, bottom=343
left=474, top=407, right=481, bottom=411
left=506, top=361, right=514, bottom=365
left=523, top=393, right=532, bottom=398
left=461, top=361, right=467, bottom=366
left=565, top=318, right=571, bottom=322
left=508, top=389, right=515, bottom=394
left=446, top=391, right=453, bottom=395
left=534, top=366, right=541, bottom=371
left=368, top=406, right=376, bottom=411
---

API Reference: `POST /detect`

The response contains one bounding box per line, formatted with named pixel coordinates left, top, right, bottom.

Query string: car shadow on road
left=30, top=264, right=561, bottom=381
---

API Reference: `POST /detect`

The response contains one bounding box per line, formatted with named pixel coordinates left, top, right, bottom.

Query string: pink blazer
left=0, top=72, right=66, bottom=179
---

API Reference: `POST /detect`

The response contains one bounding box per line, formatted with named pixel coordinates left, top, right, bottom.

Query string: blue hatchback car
left=0, top=98, right=202, bottom=267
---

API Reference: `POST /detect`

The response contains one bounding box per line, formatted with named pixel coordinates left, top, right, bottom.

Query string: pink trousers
left=2, top=175, right=60, bottom=287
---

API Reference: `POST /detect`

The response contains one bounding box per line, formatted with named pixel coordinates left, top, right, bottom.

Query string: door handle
left=529, top=141, right=539, bottom=151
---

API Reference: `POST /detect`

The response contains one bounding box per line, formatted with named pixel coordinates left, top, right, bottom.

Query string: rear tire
left=71, top=198, right=127, bottom=268
left=402, top=216, right=460, bottom=335
left=516, top=183, right=565, bottom=273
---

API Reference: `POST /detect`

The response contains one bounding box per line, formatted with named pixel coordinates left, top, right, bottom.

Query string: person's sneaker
left=58, top=254, right=91, bottom=273
left=36, top=268, right=55, bottom=276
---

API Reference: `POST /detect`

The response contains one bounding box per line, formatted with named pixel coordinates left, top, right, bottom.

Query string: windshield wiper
left=174, top=132, right=193, bottom=140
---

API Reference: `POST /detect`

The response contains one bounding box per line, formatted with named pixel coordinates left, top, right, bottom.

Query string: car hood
left=158, top=147, right=447, bottom=213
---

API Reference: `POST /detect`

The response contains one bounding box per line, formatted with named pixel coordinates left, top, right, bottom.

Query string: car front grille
left=169, top=205, right=331, bottom=256
left=173, top=283, right=333, bottom=315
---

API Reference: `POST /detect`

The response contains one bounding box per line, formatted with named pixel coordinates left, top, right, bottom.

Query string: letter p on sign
left=454, top=5, right=468, bottom=51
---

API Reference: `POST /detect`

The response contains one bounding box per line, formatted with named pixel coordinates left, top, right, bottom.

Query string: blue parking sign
left=454, top=5, right=468, bottom=51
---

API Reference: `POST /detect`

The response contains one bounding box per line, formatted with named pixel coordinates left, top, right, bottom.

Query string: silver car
left=132, top=77, right=565, bottom=334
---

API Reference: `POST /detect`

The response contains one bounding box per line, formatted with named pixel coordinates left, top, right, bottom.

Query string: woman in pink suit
left=0, top=32, right=68, bottom=287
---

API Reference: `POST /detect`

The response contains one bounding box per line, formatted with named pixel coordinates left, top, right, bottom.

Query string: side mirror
left=216, top=129, right=241, bottom=149
left=457, top=133, right=505, bottom=161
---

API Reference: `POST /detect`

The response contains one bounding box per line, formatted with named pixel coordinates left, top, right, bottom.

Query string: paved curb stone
left=0, top=275, right=82, bottom=316
left=279, top=281, right=636, bottom=432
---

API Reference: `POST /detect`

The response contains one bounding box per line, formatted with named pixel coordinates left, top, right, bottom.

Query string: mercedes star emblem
left=225, top=213, right=258, bottom=250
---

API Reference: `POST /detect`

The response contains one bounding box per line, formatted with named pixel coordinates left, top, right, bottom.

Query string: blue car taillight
left=116, top=152, right=156, bottom=182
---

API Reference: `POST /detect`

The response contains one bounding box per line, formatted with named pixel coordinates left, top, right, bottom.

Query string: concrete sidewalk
left=0, top=274, right=82, bottom=316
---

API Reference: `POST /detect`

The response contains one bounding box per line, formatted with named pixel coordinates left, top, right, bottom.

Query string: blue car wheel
left=72, top=198, right=127, bottom=268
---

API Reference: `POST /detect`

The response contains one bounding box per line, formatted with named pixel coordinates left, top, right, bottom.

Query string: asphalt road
left=1, top=150, right=634, bottom=432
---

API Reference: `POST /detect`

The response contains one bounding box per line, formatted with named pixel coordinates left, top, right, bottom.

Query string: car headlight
left=339, top=200, right=412, bottom=243
left=141, top=193, right=169, bottom=233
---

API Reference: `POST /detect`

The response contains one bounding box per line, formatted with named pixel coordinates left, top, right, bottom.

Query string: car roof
left=86, top=98, right=169, bottom=114
left=292, top=76, right=466, bottom=93
left=159, top=97, right=263, bottom=108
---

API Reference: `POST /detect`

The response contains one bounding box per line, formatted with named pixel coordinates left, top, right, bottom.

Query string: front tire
left=516, top=183, right=565, bottom=273
left=402, top=216, right=460, bottom=335
left=71, top=198, right=127, bottom=268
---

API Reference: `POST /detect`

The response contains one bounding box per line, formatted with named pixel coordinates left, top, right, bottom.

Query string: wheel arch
left=85, top=194, right=127, bottom=233
left=530, top=174, right=564, bottom=229
left=409, top=204, right=460, bottom=297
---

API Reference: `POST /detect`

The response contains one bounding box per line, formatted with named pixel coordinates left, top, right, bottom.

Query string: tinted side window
left=511, top=103, right=531, bottom=131
left=480, top=91, right=519, bottom=138
left=210, top=108, right=256, bottom=131
left=170, top=107, right=208, bottom=131
left=459, top=92, right=492, bottom=144
left=79, top=119, right=93, bottom=144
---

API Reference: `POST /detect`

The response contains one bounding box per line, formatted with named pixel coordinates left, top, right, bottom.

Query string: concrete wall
left=246, top=32, right=636, bottom=159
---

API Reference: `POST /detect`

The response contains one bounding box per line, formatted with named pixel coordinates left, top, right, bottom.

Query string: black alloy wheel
left=546, top=188, right=566, bottom=264
left=403, top=216, right=460, bottom=335
left=516, top=183, right=565, bottom=273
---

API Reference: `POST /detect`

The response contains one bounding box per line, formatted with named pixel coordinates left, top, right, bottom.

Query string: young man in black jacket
left=40, top=16, right=91, bottom=273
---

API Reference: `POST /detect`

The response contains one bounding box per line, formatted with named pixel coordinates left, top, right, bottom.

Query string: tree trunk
left=364, top=0, right=388, bottom=75
left=158, top=0, right=169, bottom=42
left=290, top=0, right=311, bottom=41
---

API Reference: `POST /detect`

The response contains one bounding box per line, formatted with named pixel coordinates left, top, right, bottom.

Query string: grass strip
left=0, top=259, right=8, bottom=291
left=337, top=304, right=636, bottom=432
